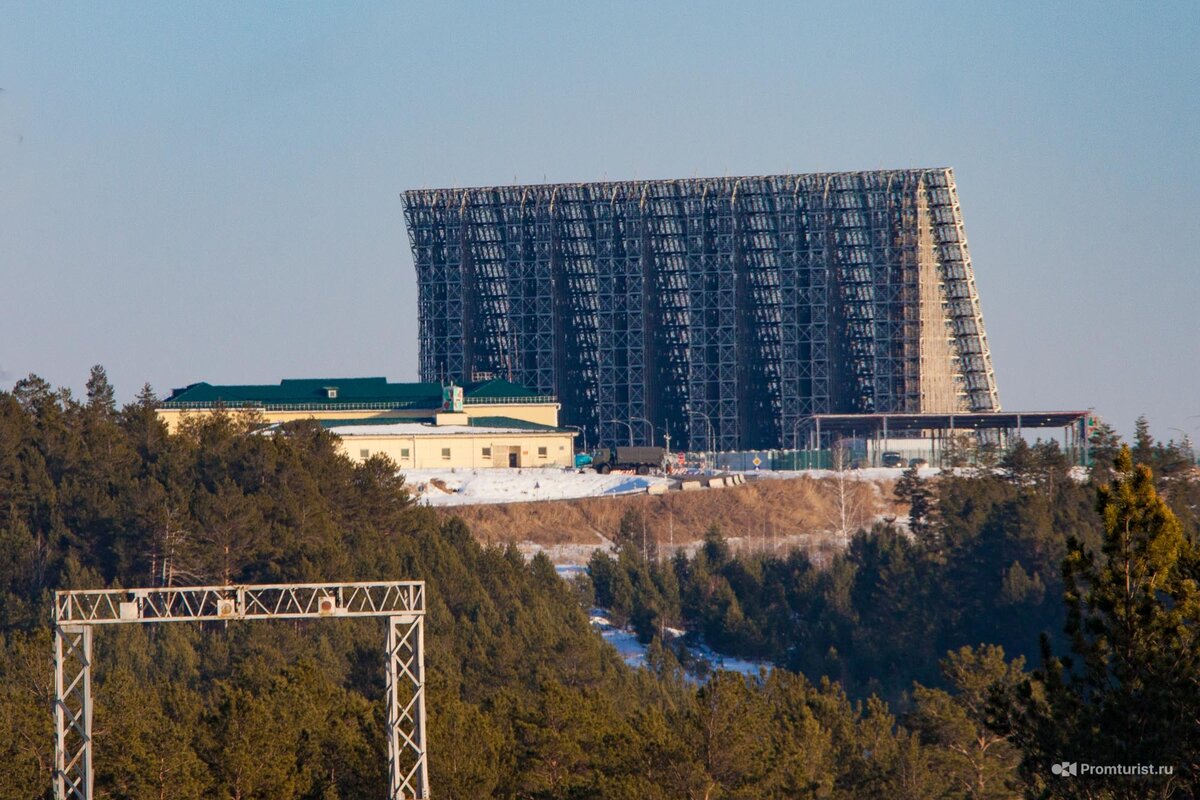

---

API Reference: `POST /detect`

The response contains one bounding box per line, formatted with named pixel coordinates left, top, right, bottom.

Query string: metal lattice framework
left=53, top=582, right=428, bottom=800
left=404, top=169, right=999, bottom=450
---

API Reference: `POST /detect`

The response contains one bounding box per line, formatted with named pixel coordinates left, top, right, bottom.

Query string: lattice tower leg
left=386, top=615, right=429, bottom=799
left=53, top=624, right=93, bottom=800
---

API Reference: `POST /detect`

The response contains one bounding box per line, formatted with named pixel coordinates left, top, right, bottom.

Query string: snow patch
left=745, top=466, right=940, bottom=482
left=587, top=607, right=770, bottom=679
left=401, top=467, right=672, bottom=507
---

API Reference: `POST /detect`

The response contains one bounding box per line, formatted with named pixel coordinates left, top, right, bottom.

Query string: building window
left=400, top=448, right=410, bottom=459
left=538, top=446, right=547, bottom=458
left=441, top=447, right=451, bottom=460
left=481, top=447, right=491, bottom=458
left=325, top=387, right=339, bottom=399
left=359, top=449, right=370, bottom=458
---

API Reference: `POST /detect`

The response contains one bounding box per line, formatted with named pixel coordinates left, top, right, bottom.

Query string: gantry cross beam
left=52, top=581, right=429, bottom=800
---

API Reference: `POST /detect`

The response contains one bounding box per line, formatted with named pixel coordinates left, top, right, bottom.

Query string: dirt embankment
left=438, top=475, right=901, bottom=551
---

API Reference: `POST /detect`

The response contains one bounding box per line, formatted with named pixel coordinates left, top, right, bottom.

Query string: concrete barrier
left=646, top=483, right=669, bottom=495
left=707, top=477, right=726, bottom=488
left=679, top=480, right=702, bottom=491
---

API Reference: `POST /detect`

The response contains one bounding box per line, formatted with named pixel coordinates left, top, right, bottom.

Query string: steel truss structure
left=404, top=169, right=998, bottom=450
left=53, top=582, right=428, bottom=800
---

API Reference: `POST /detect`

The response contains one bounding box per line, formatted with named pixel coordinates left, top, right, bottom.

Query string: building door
left=508, top=451, right=518, bottom=468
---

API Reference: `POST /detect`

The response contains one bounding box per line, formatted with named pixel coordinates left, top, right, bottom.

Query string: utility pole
left=668, top=507, right=674, bottom=556
left=642, top=497, right=648, bottom=561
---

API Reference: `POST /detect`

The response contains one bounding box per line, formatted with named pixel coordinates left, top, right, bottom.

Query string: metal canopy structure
left=800, top=410, right=1092, bottom=466
left=806, top=410, right=1089, bottom=435
left=405, top=168, right=999, bottom=452
left=53, top=582, right=429, bottom=800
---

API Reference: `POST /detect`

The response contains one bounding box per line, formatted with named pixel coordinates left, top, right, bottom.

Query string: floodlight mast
left=52, top=581, right=429, bottom=800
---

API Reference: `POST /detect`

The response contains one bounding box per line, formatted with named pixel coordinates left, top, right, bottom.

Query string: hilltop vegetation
left=1, top=369, right=1197, bottom=798
left=590, top=443, right=1104, bottom=699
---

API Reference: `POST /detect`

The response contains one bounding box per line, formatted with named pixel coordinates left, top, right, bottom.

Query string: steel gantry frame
left=52, top=582, right=429, bottom=800
left=404, top=169, right=1000, bottom=451
left=643, top=182, right=692, bottom=447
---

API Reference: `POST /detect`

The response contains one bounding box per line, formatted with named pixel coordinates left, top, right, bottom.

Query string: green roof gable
left=161, top=377, right=552, bottom=410
left=311, top=416, right=566, bottom=433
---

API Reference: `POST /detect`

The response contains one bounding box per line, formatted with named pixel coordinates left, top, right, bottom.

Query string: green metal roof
left=312, top=416, right=567, bottom=433
left=160, top=377, right=553, bottom=410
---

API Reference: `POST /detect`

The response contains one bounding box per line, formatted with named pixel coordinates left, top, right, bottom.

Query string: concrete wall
left=340, top=431, right=575, bottom=469
left=462, top=403, right=561, bottom=427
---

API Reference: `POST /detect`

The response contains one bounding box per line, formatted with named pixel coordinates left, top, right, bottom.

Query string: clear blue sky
left=1, top=2, right=1197, bottom=440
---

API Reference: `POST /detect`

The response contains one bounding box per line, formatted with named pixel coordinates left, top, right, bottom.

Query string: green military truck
left=578, top=446, right=668, bottom=475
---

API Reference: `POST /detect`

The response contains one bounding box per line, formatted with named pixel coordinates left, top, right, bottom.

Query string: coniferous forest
left=1, top=369, right=1198, bottom=799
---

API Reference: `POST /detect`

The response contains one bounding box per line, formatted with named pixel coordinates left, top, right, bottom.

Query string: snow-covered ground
left=554, top=563, right=590, bottom=579
left=744, top=466, right=940, bottom=482
left=687, top=640, right=772, bottom=678
left=400, top=463, right=952, bottom=507
left=588, top=610, right=770, bottom=679
left=747, top=465, right=1090, bottom=483
left=400, top=467, right=674, bottom=507
left=590, top=612, right=651, bottom=669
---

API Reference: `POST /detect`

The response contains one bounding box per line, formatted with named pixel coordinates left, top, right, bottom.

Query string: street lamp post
left=563, top=424, right=588, bottom=453
left=631, top=417, right=655, bottom=446
left=606, top=419, right=635, bottom=447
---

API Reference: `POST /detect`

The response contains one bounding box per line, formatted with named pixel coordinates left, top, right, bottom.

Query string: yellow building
left=157, top=377, right=576, bottom=468
left=318, top=417, right=575, bottom=469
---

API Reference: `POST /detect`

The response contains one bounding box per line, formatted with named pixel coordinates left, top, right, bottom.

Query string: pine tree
left=134, top=382, right=157, bottom=407
left=192, top=478, right=266, bottom=585
left=11, top=374, right=53, bottom=415
left=0, top=630, right=55, bottom=800
left=894, top=465, right=937, bottom=548
left=1001, top=439, right=1037, bottom=485
left=1088, top=418, right=1122, bottom=484
left=1153, top=441, right=1192, bottom=480
left=689, top=671, right=773, bottom=796
left=429, top=693, right=502, bottom=798
left=85, top=364, right=116, bottom=416
left=909, top=645, right=1023, bottom=800
left=700, top=524, right=729, bottom=568
left=992, top=447, right=1200, bottom=798
left=1132, top=415, right=1155, bottom=468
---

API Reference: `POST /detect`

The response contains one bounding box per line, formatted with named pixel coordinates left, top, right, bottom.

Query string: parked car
left=881, top=451, right=905, bottom=468
left=909, top=457, right=929, bottom=468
